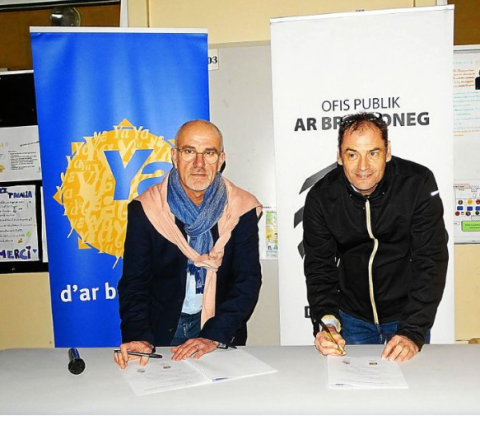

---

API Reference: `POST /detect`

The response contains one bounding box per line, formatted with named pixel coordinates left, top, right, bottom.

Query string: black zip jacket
left=303, top=156, right=448, bottom=349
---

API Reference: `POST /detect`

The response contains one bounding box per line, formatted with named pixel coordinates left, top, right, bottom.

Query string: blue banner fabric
left=31, top=29, right=209, bottom=347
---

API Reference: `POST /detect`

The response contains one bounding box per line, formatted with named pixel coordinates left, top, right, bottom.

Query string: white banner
left=271, top=6, right=455, bottom=345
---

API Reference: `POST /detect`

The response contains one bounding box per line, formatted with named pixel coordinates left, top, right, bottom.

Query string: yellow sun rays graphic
left=54, top=120, right=174, bottom=263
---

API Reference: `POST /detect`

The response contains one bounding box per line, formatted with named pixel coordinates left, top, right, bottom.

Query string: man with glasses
left=115, top=120, right=262, bottom=368
left=303, top=112, right=448, bottom=362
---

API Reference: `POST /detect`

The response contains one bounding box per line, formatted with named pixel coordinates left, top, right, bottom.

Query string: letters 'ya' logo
left=54, top=120, right=174, bottom=263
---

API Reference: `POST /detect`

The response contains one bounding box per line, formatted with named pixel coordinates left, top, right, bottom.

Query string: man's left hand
left=381, top=335, right=419, bottom=362
left=170, top=338, right=218, bottom=361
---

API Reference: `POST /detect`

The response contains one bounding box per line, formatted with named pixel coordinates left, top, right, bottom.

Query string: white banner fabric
left=271, top=6, right=455, bottom=345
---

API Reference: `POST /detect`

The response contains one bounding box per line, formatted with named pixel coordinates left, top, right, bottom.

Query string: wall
left=208, top=44, right=279, bottom=345
left=145, top=0, right=416, bottom=45
left=448, top=0, right=480, bottom=45
left=0, top=273, right=53, bottom=348
left=455, top=245, right=480, bottom=342
left=7, top=0, right=480, bottom=351
left=0, top=3, right=120, bottom=71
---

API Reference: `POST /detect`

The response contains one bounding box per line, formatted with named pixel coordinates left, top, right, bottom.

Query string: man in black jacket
left=303, top=112, right=448, bottom=362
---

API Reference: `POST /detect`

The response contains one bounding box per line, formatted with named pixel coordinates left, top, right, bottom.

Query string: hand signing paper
left=314, top=325, right=346, bottom=356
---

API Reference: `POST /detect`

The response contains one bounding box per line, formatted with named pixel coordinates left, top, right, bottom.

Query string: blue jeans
left=170, top=312, right=201, bottom=346
left=339, top=310, right=430, bottom=345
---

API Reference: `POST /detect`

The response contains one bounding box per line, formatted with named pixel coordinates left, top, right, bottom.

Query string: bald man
left=115, top=120, right=262, bottom=368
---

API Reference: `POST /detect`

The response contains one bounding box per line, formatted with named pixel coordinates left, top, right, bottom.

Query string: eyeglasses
left=340, top=112, right=383, bottom=126
left=175, top=148, right=221, bottom=164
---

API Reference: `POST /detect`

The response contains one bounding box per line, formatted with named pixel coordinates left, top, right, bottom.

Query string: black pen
left=318, top=319, right=346, bottom=355
left=114, top=349, right=163, bottom=359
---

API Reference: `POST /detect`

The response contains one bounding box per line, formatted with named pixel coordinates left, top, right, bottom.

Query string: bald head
left=171, top=119, right=226, bottom=206
left=175, top=120, right=224, bottom=152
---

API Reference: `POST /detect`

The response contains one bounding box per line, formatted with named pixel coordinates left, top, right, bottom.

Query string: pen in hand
left=113, top=349, right=163, bottom=359
left=318, top=320, right=346, bottom=355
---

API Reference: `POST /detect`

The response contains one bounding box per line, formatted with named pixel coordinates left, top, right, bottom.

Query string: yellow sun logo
left=54, top=119, right=173, bottom=263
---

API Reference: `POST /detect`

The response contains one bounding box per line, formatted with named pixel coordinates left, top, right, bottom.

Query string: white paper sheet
left=328, top=356, right=408, bottom=389
left=120, top=348, right=277, bottom=396
left=187, top=348, right=277, bottom=381
left=0, top=126, right=41, bottom=182
left=122, top=359, right=210, bottom=395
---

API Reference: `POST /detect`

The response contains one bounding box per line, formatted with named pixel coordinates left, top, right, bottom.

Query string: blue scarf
left=167, top=168, right=227, bottom=294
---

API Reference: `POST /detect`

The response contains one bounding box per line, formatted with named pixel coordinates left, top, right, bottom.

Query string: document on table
left=121, top=348, right=277, bottom=396
left=327, top=356, right=408, bottom=389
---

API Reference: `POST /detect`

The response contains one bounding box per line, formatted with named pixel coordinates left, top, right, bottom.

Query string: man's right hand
left=314, top=325, right=346, bottom=356
left=113, top=341, right=152, bottom=369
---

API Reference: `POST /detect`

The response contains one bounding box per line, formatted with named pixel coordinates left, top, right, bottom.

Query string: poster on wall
left=454, top=181, right=480, bottom=241
left=271, top=6, right=455, bottom=345
left=259, top=207, right=278, bottom=260
left=453, top=46, right=480, bottom=243
left=0, top=185, right=39, bottom=263
left=0, top=71, right=47, bottom=274
left=0, top=126, right=41, bottom=182
left=31, top=27, right=209, bottom=347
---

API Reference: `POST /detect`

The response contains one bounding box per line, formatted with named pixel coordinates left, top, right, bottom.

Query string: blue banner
left=31, top=29, right=209, bottom=347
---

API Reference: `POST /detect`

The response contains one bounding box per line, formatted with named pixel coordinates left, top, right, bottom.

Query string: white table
left=1, top=345, right=479, bottom=414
